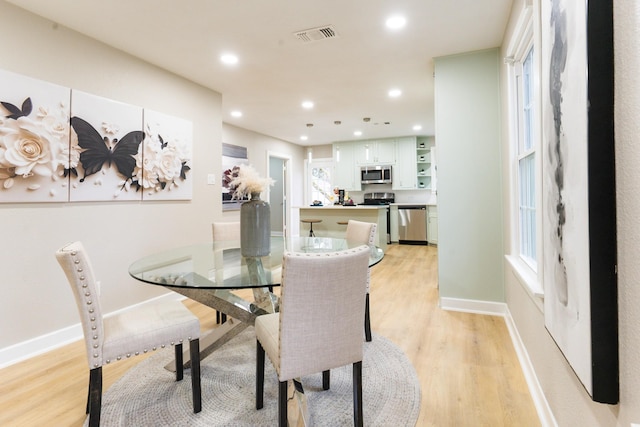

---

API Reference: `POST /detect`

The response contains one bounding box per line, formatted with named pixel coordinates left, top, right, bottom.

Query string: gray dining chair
left=55, top=241, right=202, bottom=427
left=346, top=220, right=377, bottom=341
left=212, top=221, right=241, bottom=323
left=255, top=245, right=370, bottom=427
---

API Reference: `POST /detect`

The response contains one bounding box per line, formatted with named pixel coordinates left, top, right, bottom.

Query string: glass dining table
left=129, top=236, right=384, bottom=365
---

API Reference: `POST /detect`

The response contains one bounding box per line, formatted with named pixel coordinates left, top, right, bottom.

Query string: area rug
left=90, top=328, right=421, bottom=426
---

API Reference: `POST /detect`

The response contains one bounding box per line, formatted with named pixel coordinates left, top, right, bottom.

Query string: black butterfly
left=1, top=97, right=32, bottom=119
left=70, top=116, right=143, bottom=183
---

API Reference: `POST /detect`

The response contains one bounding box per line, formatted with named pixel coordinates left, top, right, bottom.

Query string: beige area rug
left=90, top=328, right=420, bottom=426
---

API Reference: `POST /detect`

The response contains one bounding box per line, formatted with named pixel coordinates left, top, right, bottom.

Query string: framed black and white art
left=540, top=0, right=617, bottom=404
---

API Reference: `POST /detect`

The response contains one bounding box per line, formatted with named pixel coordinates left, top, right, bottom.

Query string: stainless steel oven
left=362, top=192, right=395, bottom=243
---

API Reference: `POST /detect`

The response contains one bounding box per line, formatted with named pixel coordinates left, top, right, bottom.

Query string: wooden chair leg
left=216, top=311, right=221, bottom=324
left=279, top=380, right=288, bottom=427
left=88, top=367, right=102, bottom=427
left=364, top=293, right=372, bottom=342
left=175, top=343, right=184, bottom=381
left=256, top=340, right=265, bottom=410
left=190, top=339, right=202, bottom=413
left=322, top=370, right=330, bottom=390
left=353, top=361, right=363, bottom=427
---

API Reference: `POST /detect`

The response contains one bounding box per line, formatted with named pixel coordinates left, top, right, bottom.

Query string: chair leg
left=353, top=361, right=363, bottom=427
left=364, top=293, right=372, bottom=342
left=190, top=339, right=202, bottom=413
left=279, top=380, right=288, bottom=427
left=216, top=311, right=221, bottom=324
left=322, top=370, right=330, bottom=390
left=88, top=367, right=102, bottom=427
left=256, top=340, right=265, bottom=410
left=175, top=343, right=184, bottom=381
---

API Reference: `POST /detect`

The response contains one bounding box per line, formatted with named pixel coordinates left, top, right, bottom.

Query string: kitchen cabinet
left=416, top=137, right=431, bottom=190
left=355, top=139, right=396, bottom=165
left=332, top=143, right=361, bottom=191
left=393, top=137, right=417, bottom=190
left=427, top=205, right=438, bottom=244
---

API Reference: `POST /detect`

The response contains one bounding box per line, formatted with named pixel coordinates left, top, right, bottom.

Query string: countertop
left=389, top=203, right=437, bottom=207
left=296, top=205, right=387, bottom=209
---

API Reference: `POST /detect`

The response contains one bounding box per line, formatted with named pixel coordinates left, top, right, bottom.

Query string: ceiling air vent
left=294, top=25, right=338, bottom=43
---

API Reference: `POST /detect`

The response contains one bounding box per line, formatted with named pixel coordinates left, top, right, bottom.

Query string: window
left=305, top=159, right=334, bottom=205
left=518, top=46, right=536, bottom=265
left=506, top=5, right=542, bottom=296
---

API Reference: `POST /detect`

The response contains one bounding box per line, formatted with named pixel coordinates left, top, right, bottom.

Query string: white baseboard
left=439, top=296, right=557, bottom=427
left=0, top=292, right=183, bottom=369
left=439, top=296, right=508, bottom=315
left=503, top=308, right=558, bottom=427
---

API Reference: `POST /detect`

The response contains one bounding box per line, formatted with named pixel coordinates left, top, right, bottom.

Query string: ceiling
left=8, top=0, right=513, bottom=146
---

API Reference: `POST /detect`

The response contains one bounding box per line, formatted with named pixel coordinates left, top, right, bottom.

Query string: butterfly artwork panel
left=0, top=69, right=72, bottom=203
left=139, top=109, right=193, bottom=201
left=69, top=90, right=143, bottom=202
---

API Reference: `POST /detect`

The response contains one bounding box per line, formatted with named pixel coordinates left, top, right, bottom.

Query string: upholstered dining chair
left=212, top=221, right=242, bottom=323
left=345, top=220, right=377, bottom=342
left=55, top=241, right=202, bottom=427
left=255, top=245, right=370, bottom=427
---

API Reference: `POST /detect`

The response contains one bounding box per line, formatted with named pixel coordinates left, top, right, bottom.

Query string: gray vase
left=240, top=192, right=271, bottom=257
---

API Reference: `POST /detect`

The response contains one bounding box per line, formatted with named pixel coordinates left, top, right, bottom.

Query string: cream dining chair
left=55, top=241, right=202, bottom=427
left=212, top=221, right=241, bottom=323
left=255, top=245, right=370, bottom=427
left=345, top=219, right=377, bottom=341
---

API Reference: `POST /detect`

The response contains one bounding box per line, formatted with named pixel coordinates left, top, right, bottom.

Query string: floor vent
left=294, top=25, right=338, bottom=43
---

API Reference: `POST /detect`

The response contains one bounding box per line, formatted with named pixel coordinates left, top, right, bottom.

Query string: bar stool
left=301, top=218, right=322, bottom=236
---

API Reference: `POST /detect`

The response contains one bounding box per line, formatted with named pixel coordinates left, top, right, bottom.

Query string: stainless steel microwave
left=361, top=165, right=392, bottom=184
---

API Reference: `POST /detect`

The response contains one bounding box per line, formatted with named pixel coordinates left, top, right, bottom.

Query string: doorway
left=267, top=152, right=291, bottom=237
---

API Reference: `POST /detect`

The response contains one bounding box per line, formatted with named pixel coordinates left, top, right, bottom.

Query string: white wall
left=0, top=2, right=306, bottom=363
left=434, top=49, right=505, bottom=303
left=502, top=0, right=640, bottom=425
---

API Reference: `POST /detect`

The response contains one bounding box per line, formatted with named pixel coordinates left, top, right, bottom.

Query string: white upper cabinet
left=393, top=137, right=417, bottom=190
left=332, top=143, right=361, bottom=191
left=355, top=139, right=396, bottom=165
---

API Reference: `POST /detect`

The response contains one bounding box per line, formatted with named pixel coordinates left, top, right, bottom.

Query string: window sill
left=505, top=254, right=544, bottom=300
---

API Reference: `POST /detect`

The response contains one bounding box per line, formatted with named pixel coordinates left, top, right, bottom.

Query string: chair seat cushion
left=102, top=300, right=200, bottom=363
left=255, top=312, right=280, bottom=373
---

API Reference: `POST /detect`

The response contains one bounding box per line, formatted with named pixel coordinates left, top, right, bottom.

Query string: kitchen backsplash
left=347, top=184, right=437, bottom=205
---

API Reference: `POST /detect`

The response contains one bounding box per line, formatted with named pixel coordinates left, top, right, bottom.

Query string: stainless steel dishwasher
left=398, top=205, right=428, bottom=245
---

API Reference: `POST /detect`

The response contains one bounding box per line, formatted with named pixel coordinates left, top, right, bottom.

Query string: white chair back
left=277, top=245, right=370, bottom=381
left=212, top=221, right=241, bottom=241
left=346, top=220, right=377, bottom=246
left=56, top=241, right=105, bottom=368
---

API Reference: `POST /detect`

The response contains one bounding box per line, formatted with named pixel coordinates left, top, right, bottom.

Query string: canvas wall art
left=221, top=143, right=249, bottom=211
left=69, top=90, right=144, bottom=202
left=139, top=109, right=193, bottom=201
left=0, top=69, right=71, bottom=203
left=540, top=0, right=617, bottom=403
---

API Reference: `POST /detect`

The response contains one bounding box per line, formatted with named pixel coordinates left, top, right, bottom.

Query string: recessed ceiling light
left=413, top=125, right=422, bottom=131
left=300, top=135, right=308, bottom=141
left=220, top=53, right=239, bottom=65
left=230, top=110, right=242, bottom=118
left=386, top=15, right=407, bottom=30
left=354, top=130, right=362, bottom=136
left=388, top=88, right=402, bottom=98
left=302, top=101, right=314, bottom=109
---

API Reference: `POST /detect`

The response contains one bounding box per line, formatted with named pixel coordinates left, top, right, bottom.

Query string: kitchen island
left=295, top=205, right=388, bottom=249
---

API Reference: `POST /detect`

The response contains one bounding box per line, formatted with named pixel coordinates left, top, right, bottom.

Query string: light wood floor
left=0, top=244, right=540, bottom=426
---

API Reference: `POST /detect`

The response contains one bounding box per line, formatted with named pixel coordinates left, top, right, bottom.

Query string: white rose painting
left=0, top=69, right=73, bottom=202
left=69, top=90, right=143, bottom=202
left=136, top=109, right=192, bottom=200
left=0, top=69, right=193, bottom=204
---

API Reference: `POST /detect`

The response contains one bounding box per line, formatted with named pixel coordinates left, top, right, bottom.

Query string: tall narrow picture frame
left=541, top=0, right=617, bottom=403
